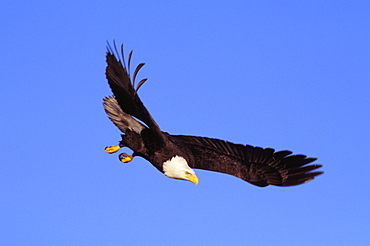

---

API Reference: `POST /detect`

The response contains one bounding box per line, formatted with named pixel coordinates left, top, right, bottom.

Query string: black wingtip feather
left=245, top=146, right=323, bottom=187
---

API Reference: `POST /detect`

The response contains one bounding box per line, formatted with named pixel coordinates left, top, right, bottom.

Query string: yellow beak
left=186, top=173, right=199, bottom=185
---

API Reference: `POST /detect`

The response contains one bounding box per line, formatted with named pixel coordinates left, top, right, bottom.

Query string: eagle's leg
left=119, top=153, right=134, bottom=163
left=105, top=145, right=122, bottom=154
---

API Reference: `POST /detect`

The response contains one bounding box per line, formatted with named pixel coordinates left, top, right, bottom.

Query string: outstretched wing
left=105, top=42, right=164, bottom=145
left=172, top=135, right=323, bottom=187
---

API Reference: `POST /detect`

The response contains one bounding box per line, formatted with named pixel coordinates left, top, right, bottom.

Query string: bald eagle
left=103, top=43, right=323, bottom=187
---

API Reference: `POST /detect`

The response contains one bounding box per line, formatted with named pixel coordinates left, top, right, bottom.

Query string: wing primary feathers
left=120, top=42, right=126, bottom=66
left=136, top=78, right=148, bottom=92
left=286, top=164, right=323, bottom=176
left=107, top=41, right=128, bottom=70
left=128, top=50, right=133, bottom=77
left=133, top=63, right=146, bottom=88
left=113, top=41, right=121, bottom=62
left=281, top=155, right=308, bottom=169
left=106, top=40, right=113, bottom=53
left=273, top=150, right=293, bottom=160
left=106, top=42, right=147, bottom=93
left=119, top=43, right=129, bottom=74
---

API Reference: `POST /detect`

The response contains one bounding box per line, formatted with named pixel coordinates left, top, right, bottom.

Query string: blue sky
left=1, top=1, right=369, bottom=245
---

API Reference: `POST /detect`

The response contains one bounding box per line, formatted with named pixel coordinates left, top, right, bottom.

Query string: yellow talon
left=119, top=153, right=134, bottom=163
left=105, top=145, right=121, bottom=154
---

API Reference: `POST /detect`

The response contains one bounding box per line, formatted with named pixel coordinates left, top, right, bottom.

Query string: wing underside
left=103, top=96, right=145, bottom=134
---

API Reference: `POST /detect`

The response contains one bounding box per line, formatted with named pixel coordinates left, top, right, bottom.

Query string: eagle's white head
left=162, top=156, right=199, bottom=185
